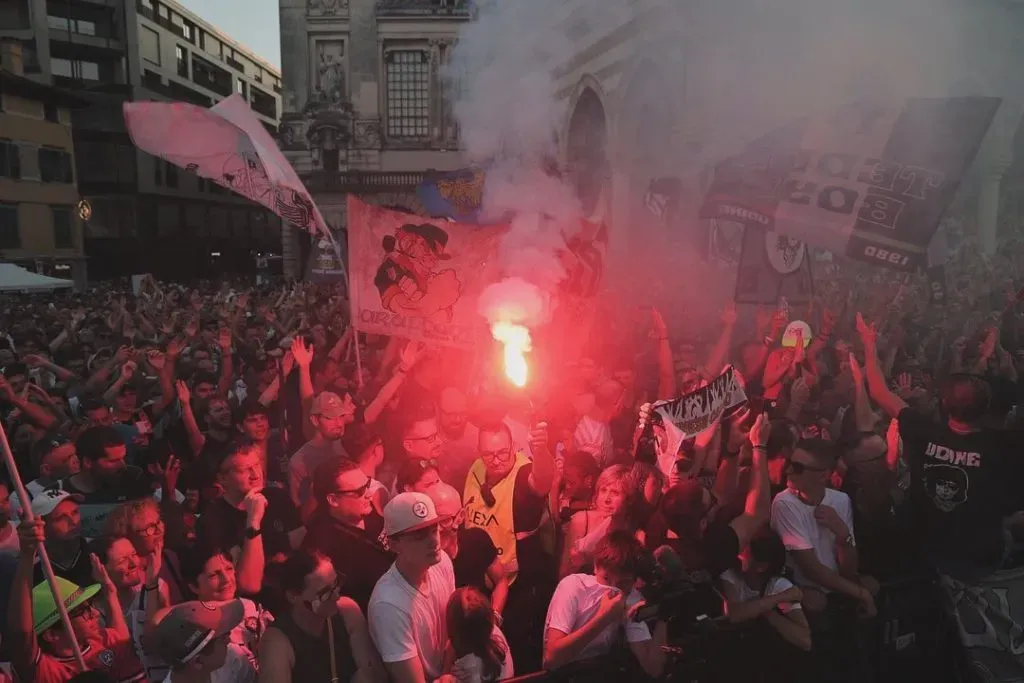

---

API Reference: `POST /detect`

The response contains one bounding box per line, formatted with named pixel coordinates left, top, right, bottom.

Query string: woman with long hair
left=444, top=587, right=513, bottom=683
left=559, top=464, right=637, bottom=576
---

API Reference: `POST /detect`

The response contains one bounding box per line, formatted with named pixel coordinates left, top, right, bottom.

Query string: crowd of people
left=0, top=263, right=1019, bottom=683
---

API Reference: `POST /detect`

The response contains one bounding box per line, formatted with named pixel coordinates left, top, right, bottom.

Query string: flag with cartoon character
left=348, top=197, right=506, bottom=348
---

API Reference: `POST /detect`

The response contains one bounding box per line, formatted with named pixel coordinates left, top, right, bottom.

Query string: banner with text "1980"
left=699, top=97, right=1000, bottom=272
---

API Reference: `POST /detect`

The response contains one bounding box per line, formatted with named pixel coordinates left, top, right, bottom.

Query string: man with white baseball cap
left=28, top=489, right=91, bottom=588
left=368, top=492, right=455, bottom=683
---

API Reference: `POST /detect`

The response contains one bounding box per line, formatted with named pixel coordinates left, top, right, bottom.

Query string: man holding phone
left=543, top=531, right=667, bottom=678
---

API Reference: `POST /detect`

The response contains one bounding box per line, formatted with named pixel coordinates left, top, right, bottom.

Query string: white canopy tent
left=0, top=263, right=73, bottom=292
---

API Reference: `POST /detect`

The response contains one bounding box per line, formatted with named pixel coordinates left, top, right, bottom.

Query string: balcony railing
left=250, top=87, right=277, bottom=119
left=375, top=0, right=472, bottom=18
left=303, top=170, right=426, bottom=194
left=225, top=55, right=244, bottom=72
left=191, top=56, right=232, bottom=96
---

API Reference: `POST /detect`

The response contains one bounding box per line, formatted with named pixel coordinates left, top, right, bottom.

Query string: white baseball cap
left=383, top=492, right=441, bottom=537
left=30, top=489, right=83, bottom=518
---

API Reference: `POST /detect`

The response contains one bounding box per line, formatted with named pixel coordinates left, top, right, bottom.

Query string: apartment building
left=0, top=0, right=284, bottom=280
left=0, top=40, right=87, bottom=288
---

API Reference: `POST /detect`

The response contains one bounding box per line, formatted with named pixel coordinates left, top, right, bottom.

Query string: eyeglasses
left=307, top=577, right=343, bottom=611
left=407, top=432, right=441, bottom=444
left=132, top=520, right=164, bottom=537
left=333, top=480, right=371, bottom=498
left=439, top=509, right=464, bottom=530
left=69, top=601, right=98, bottom=620
left=787, top=460, right=826, bottom=475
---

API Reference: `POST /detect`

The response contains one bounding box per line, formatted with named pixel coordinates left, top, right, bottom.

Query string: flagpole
left=0, top=420, right=86, bottom=671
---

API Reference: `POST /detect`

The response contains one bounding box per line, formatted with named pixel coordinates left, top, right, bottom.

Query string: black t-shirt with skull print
left=898, top=407, right=1024, bottom=578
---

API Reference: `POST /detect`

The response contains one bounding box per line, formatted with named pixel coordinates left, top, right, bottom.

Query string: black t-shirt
left=660, top=522, right=737, bottom=632
left=196, top=487, right=301, bottom=561
left=898, top=407, right=1024, bottom=577
left=511, top=463, right=551, bottom=583
left=301, top=510, right=393, bottom=612
left=33, top=538, right=93, bottom=588
left=453, top=526, right=498, bottom=593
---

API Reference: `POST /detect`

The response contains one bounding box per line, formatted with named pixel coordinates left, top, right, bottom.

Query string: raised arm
left=855, top=313, right=907, bottom=419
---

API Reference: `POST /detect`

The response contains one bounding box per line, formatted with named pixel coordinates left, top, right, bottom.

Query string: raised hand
left=528, top=421, right=550, bottom=455
left=90, top=553, right=116, bottom=593
left=750, top=412, right=771, bottom=449
left=217, top=327, right=232, bottom=352
left=721, top=301, right=738, bottom=326
left=175, top=380, right=191, bottom=406
left=243, top=490, right=268, bottom=529
left=895, top=372, right=913, bottom=398
left=398, top=341, right=424, bottom=371
left=855, top=313, right=877, bottom=347
left=291, top=336, right=313, bottom=368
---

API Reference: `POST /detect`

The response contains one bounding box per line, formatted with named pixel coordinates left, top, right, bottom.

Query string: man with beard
left=302, top=459, right=394, bottom=611
left=436, top=387, right=478, bottom=491
left=197, top=439, right=300, bottom=567
left=59, top=426, right=153, bottom=539
left=289, top=391, right=354, bottom=513
left=22, top=436, right=80, bottom=504
left=29, top=490, right=91, bottom=587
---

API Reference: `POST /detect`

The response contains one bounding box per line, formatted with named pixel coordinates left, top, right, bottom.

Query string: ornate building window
left=385, top=50, right=430, bottom=139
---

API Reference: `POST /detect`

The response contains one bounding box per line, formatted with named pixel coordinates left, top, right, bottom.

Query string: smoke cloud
left=449, top=0, right=1020, bottom=335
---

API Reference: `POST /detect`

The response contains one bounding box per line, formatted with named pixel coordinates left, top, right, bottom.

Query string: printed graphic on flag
left=734, top=227, right=814, bottom=305
left=700, top=97, right=1000, bottom=272
left=347, top=197, right=506, bottom=349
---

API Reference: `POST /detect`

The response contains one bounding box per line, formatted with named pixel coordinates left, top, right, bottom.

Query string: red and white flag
left=347, top=196, right=506, bottom=349
left=123, top=94, right=337, bottom=251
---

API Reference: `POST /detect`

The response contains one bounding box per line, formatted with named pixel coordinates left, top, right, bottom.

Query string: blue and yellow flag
left=416, top=168, right=487, bottom=222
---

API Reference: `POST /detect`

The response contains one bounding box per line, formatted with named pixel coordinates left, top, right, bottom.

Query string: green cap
left=32, top=577, right=101, bottom=634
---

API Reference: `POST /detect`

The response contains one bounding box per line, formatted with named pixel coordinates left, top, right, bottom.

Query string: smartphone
left=634, top=602, right=660, bottom=622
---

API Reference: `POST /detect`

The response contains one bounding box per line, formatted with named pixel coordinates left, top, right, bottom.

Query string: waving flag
left=700, top=97, right=999, bottom=272
left=123, top=95, right=343, bottom=276
left=417, top=168, right=488, bottom=222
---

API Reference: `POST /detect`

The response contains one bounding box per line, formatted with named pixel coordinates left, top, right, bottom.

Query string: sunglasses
left=333, top=480, right=371, bottom=498
left=307, top=577, right=343, bottom=611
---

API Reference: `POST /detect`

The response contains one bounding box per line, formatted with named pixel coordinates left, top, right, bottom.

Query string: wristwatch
left=245, top=527, right=263, bottom=540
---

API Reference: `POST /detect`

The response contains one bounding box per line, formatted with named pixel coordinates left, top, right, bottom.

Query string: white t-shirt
left=368, top=553, right=456, bottom=679
left=229, top=598, right=273, bottom=674
left=544, top=574, right=651, bottom=664
left=162, top=647, right=253, bottom=683
left=770, top=488, right=855, bottom=591
left=450, top=625, right=514, bottom=683
left=720, top=571, right=803, bottom=615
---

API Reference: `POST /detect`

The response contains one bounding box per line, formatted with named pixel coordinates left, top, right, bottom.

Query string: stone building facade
left=277, top=0, right=470, bottom=278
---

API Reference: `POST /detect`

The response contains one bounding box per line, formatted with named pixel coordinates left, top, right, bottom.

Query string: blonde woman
left=559, top=464, right=636, bottom=577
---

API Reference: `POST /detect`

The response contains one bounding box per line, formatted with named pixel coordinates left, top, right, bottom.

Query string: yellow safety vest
left=463, top=452, right=535, bottom=581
